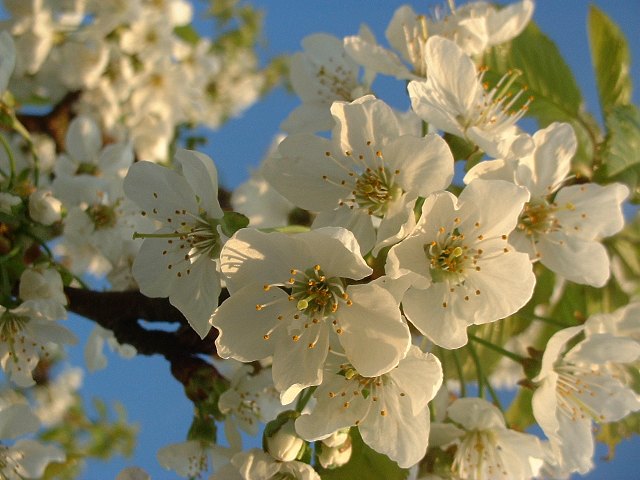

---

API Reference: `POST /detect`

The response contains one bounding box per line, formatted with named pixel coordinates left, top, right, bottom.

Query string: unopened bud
left=318, top=436, right=352, bottom=469
left=322, top=428, right=350, bottom=448
left=28, top=189, right=62, bottom=226
left=266, top=419, right=305, bottom=462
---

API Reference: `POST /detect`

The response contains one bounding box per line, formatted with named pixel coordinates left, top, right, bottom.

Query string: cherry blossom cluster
left=0, top=0, right=637, bottom=479
left=3, top=0, right=265, bottom=162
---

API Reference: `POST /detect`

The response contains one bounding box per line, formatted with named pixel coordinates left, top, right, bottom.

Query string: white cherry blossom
left=466, top=122, right=629, bottom=286
left=265, top=95, right=453, bottom=254
left=84, top=325, right=136, bottom=373
left=0, top=402, right=65, bottom=480
left=0, top=300, right=76, bottom=387
left=157, top=440, right=231, bottom=479
left=282, top=32, right=373, bottom=134
left=386, top=179, right=535, bottom=349
left=408, top=35, right=533, bottom=159
left=295, top=346, right=442, bottom=468
left=124, top=149, right=224, bottom=338
left=344, top=1, right=533, bottom=80
left=532, top=324, right=640, bottom=475
left=218, top=361, right=287, bottom=450
left=211, top=448, right=320, bottom=480
left=52, top=115, right=133, bottom=208
left=212, top=227, right=411, bottom=403
left=430, top=397, right=544, bottom=480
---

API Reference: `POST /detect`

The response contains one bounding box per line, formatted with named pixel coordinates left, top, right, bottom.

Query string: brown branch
left=17, top=91, right=81, bottom=152
left=64, top=286, right=224, bottom=393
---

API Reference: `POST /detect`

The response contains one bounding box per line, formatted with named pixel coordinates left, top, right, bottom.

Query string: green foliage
left=173, top=24, right=201, bottom=45
left=318, top=429, right=409, bottom=480
left=443, top=133, right=484, bottom=172
left=219, top=211, right=250, bottom=237
left=482, top=23, right=600, bottom=176
left=606, top=212, right=640, bottom=296
left=41, top=398, right=137, bottom=480
left=588, top=6, right=633, bottom=112
left=504, top=387, right=535, bottom=432
left=597, top=105, right=640, bottom=201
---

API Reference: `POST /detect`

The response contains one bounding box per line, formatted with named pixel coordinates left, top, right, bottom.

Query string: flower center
left=134, top=215, right=222, bottom=261
left=0, top=311, right=27, bottom=342
left=517, top=201, right=559, bottom=237
left=354, top=167, right=401, bottom=217
left=87, top=203, right=118, bottom=230
left=289, top=265, right=348, bottom=317
left=425, top=227, right=473, bottom=284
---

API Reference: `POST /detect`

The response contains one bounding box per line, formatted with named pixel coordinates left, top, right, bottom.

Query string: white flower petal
left=337, top=283, right=410, bottom=377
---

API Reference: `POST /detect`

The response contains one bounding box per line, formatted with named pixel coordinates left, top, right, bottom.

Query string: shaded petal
left=459, top=179, right=529, bottom=239
left=344, top=35, right=411, bottom=79
left=176, top=149, right=223, bottom=219
left=124, top=161, right=198, bottom=222
left=169, top=257, right=220, bottom=338
left=384, top=133, right=454, bottom=197
left=402, top=283, right=470, bottom=349
left=272, top=319, right=330, bottom=404
left=554, top=183, right=628, bottom=240
left=264, top=134, right=348, bottom=211
left=338, top=283, right=410, bottom=377
left=360, top=397, right=429, bottom=468
left=388, top=347, right=442, bottom=415
left=536, top=233, right=610, bottom=287
left=213, top=284, right=292, bottom=362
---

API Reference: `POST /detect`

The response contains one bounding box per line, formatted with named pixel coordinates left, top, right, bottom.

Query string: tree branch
left=64, top=286, right=223, bottom=392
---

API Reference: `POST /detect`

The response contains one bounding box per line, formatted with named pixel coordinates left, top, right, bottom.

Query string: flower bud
left=318, top=436, right=352, bottom=469
left=321, top=428, right=350, bottom=448
left=29, top=189, right=62, bottom=226
left=265, top=419, right=305, bottom=462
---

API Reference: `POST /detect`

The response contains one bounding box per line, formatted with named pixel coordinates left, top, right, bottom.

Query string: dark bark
left=64, top=286, right=224, bottom=391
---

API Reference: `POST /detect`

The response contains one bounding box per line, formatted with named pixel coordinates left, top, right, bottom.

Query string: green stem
left=132, top=231, right=182, bottom=240
left=515, top=311, right=572, bottom=329
left=467, top=340, right=504, bottom=411
left=468, top=333, right=527, bottom=364
left=0, top=131, right=16, bottom=188
left=295, top=386, right=316, bottom=413
left=467, top=340, right=484, bottom=399
left=451, top=349, right=466, bottom=397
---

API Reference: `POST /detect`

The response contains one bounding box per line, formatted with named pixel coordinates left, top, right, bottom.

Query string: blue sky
left=60, top=1, right=640, bottom=478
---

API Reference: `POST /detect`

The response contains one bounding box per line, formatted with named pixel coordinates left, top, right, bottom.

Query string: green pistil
left=426, top=228, right=467, bottom=283
left=133, top=216, right=222, bottom=259
left=354, top=167, right=400, bottom=217
left=290, top=266, right=345, bottom=317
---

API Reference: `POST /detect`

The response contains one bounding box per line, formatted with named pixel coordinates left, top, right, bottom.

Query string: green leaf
left=483, top=23, right=582, bottom=119
left=606, top=212, right=640, bottom=296
left=482, top=23, right=600, bottom=175
left=319, top=429, right=409, bottom=480
left=504, top=387, right=535, bottom=431
left=173, top=25, right=200, bottom=45
left=596, top=104, right=640, bottom=201
left=219, top=211, right=249, bottom=237
left=588, top=5, right=633, bottom=112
